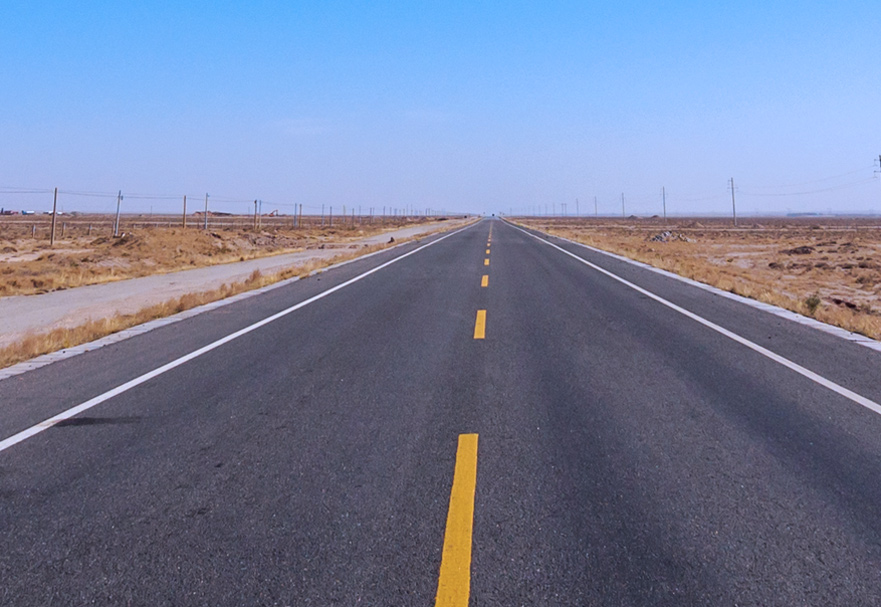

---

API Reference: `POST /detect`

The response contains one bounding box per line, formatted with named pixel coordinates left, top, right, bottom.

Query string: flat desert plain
left=0, top=214, right=441, bottom=297
left=516, top=217, right=881, bottom=340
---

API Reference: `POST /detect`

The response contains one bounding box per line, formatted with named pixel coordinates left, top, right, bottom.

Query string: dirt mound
left=648, top=231, right=693, bottom=243
left=781, top=245, right=814, bottom=255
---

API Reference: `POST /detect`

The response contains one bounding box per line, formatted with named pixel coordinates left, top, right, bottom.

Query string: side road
left=0, top=219, right=470, bottom=348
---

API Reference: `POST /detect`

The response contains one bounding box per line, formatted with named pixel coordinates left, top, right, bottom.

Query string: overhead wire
left=741, top=177, right=877, bottom=197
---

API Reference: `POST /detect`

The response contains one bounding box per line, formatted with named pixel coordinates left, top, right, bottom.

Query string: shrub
left=804, top=293, right=821, bottom=315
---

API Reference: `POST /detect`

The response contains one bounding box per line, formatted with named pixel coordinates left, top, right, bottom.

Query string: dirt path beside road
left=0, top=219, right=471, bottom=349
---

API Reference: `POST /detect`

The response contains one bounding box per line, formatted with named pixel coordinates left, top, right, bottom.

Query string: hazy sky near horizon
left=1, top=1, right=879, bottom=216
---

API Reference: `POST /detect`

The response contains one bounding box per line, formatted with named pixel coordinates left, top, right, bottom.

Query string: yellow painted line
left=481, top=275, right=488, bottom=287
left=484, top=259, right=489, bottom=266
left=485, top=249, right=490, bottom=255
left=473, top=310, right=486, bottom=339
left=435, top=433, right=479, bottom=607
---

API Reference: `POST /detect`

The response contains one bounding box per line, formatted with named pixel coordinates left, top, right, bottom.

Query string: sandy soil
left=0, top=215, right=462, bottom=297
left=0, top=218, right=472, bottom=349
left=515, top=216, right=881, bottom=340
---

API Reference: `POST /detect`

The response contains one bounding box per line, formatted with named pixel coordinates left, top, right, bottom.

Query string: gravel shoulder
left=0, top=219, right=470, bottom=348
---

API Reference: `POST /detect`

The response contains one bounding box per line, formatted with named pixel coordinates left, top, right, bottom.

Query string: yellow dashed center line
left=473, top=310, right=486, bottom=339
left=484, top=259, right=489, bottom=266
left=485, top=249, right=490, bottom=255
left=435, top=434, right=479, bottom=607
left=481, top=275, right=488, bottom=287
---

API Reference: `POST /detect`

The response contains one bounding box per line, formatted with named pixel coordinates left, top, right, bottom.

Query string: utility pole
left=112, top=190, right=122, bottom=237
left=50, top=187, right=59, bottom=245
left=594, top=196, right=598, bottom=217
left=876, top=155, right=881, bottom=214
left=204, top=193, right=209, bottom=230
left=254, top=199, right=259, bottom=229
left=576, top=198, right=579, bottom=216
left=182, top=195, right=187, bottom=228
left=329, top=206, right=333, bottom=227
left=621, top=193, right=626, bottom=218
left=729, top=178, right=737, bottom=226
left=662, top=186, right=667, bottom=224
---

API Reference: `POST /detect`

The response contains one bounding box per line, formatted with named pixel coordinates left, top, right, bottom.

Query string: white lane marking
left=0, top=220, right=483, bottom=382
left=511, top=222, right=881, bottom=354
left=0, top=222, right=478, bottom=454
left=511, top=224, right=881, bottom=417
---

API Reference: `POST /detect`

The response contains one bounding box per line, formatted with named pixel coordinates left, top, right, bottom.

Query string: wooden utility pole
left=50, top=187, right=58, bottom=245
left=621, top=193, right=625, bottom=218
left=203, top=193, right=209, bottom=230
left=182, top=195, right=187, bottom=228
left=594, top=196, right=598, bottom=217
left=254, top=199, right=259, bottom=229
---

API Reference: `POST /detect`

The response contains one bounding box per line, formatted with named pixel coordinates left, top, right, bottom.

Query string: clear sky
left=1, top=1, right=879, bottom=216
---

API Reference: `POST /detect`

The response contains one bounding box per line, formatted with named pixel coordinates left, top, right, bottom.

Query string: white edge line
left=0, top=221, right=478, bottom=454
left=0, top=221, right=478, bottom=382
left=510, top=220, right=881, bottom=354
left=509, top=223, right=881, bottom=418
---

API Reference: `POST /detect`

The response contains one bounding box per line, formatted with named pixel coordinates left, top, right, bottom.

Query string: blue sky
left=1, top=1, right=879, bottom=216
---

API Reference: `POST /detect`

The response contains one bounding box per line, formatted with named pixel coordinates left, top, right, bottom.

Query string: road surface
left=0, top=218, right=470, bottom=348
left=2, top=218, right=881, bottom=605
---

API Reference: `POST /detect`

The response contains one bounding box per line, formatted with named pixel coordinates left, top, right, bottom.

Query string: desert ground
left=514, top=216, right=881, bottom=340
left=0, top=213, right=452, bottom=297
left=0, top=213, right=469, bottom=368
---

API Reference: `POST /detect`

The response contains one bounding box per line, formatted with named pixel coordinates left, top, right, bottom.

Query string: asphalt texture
left=3, top=218, right=881, bottom=606
left=0, top=219, right=469, bottom=347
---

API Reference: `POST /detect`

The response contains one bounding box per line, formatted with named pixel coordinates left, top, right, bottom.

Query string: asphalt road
left=3, top=218, right=881, bottom=606
left=0, top=219, right=470, bottom=348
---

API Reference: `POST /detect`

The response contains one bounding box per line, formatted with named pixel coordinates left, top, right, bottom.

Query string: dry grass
left=0, top=216, right=448, bottom=297
left=0, top=236, right=417, bottom=369
left=515, top=216, right=881, bottom=341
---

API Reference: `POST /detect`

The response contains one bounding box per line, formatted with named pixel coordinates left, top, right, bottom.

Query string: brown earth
left=514, top=216, right=881, bottom=340
left=0, top=215, right=445, bottom=297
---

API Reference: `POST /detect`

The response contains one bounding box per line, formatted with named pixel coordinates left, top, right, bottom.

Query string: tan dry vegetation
left=0, top=217, right=440, bottom=297
left=0, top=237, right=409, bottom=369
left=516, top=216, right=881, bottom=340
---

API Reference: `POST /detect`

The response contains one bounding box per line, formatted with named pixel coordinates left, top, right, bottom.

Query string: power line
left=741, top=177, right=876, bottom=197
left=745, top=165, right=875, bottom=190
